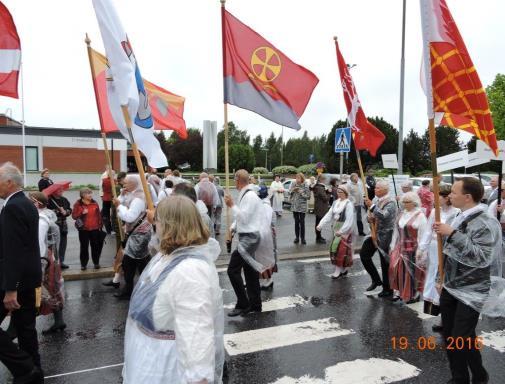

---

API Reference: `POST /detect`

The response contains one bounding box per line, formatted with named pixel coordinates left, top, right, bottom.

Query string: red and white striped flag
left=0, top=2, right=21, bottom=99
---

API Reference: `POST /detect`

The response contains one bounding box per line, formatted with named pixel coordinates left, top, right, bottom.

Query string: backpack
left=198, top=180, right=215, bottom=207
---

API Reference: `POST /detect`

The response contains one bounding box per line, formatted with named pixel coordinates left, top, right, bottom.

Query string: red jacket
left=72, top=199, right=102, bottom=231
left=102, top=178, right=112, bottom=202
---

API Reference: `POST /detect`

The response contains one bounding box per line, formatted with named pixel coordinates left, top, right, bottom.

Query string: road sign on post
left=335, top=127, right=351, bottom=153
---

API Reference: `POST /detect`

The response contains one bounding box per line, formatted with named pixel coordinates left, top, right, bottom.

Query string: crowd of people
left=0, top=161, right=504, bottom=383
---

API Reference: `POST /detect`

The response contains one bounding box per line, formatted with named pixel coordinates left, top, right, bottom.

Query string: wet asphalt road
left=2, top=256, right=504, bottom=383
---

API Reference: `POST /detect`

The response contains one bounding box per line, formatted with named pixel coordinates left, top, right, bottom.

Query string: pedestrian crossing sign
left=334, top=127, right=351, bottom=153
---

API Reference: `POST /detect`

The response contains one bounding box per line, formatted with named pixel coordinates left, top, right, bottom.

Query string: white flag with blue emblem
left=92, top=0, right=167, bottom=168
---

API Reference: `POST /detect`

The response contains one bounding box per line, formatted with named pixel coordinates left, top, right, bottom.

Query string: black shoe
left=331, top=273, right=344, bottom=280
left=60, top=263, right=69, bottom=269
left=301, top=239, right=306, bottom=245
left=228, top=307, right=250, bottom=317
left=366, top=281, right=382, bottom=291
left=81, top=266, right=87, bottom=271
left=472, top=371, right=489, bottom=384
left=406, top=296, right=420, bottom=304
left=390, top=295, right=402, bottom=302
left=316, top=238, right=326, bottom=244
left=94, top=264, right=101, bottom=269
left=342, top=270, right=348, bottom=276
left=13, top=366, right=43, bottom=384
left=358, top=232, right=366, bottom=236
left=293, top=238, right=299, bottom=244
left=378, top=290, right=393, bottom=298
left=42, top=323, right=67, bottom=335
left=432, top=323, right=444, bottom=333
left=102, top=280, right=120, bottom=289
left=260, top=282, right=274, bottom=291
left=114, top=291, right=131, bottom=300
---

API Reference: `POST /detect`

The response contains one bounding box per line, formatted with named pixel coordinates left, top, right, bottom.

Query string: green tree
left=218, top=143, right=255, bottom=172
left=486, top=73, right=505, bottom=139
left=160, top=128, right=203, bottom=170
left=403, top=129, right=429, bottom=175
left=421, top=126, right=463, bottom=158
left=217, top=121, right=250, bottom=149
left=252, top=134, right=263, bottom=167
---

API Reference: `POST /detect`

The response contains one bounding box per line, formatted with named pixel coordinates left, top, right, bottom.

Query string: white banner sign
left=476, top=140, right=505, bottom=161
left=437, top=150, right=468, bottom=173
left=466, top=152, right=489, bottom=168
left=382, top=154, right=399, bottom=169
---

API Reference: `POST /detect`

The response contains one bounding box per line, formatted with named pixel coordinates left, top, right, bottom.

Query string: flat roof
left=0, top=125, right=124, bottom=139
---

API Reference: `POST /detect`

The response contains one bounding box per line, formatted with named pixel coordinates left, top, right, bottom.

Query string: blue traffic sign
left=335, top=127, right=351, bottom=153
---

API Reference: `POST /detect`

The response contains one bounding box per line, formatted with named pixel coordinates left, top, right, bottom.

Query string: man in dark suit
left=0, top=162, right=43, bottom=383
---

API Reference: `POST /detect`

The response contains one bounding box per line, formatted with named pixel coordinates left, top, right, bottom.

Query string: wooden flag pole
left=101, top=133, right=125, bottom=242
left=221, top=0, right=232, bottom=248
left=427, top=118, right=444, bottom=280
left=354, top=146, right=377, bottom=246
left=84, top=34, right=126, bottom=241
left=121, top=106, right=155, bottom=211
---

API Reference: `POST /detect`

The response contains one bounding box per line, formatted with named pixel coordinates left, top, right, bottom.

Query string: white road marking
left=270, top=358, right=421, bottom=384
left=216, top=267, right=228, bottom=273
left=480, top=330, right=505, bottom=352
left=224, top=317, right=354, bottom=356
left=44, top=363, right=124, bottom=379
left=405, top=300, right=434, bottom=320
left=224, top=295, right=311, bottom=312
left=325, top=270, right=368, bottom=279
left=297, top=257, right=329, bottom=263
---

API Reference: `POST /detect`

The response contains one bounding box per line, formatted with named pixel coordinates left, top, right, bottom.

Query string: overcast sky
left=2, top=0, right=504, bottom=145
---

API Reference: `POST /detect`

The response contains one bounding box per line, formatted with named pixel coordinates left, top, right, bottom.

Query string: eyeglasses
left=403, top=201, right=413, bottom=203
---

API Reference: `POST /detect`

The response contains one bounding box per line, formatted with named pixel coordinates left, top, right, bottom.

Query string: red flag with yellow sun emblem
left=221, top=7, right=318, bottom=130
left=420, top=0, right=497, bottom=155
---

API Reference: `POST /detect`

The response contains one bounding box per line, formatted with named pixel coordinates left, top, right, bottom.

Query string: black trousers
left=101, top=200, right=112, bottom=234
left=0, top=289, right=40, bottom=377
left=315, top=215, right=324, bottom=240
left=59, top=231, right=68, bottom=263
left=355, top=205, right=364, bottom=234
left=227, top=249, right=261, bottom=310
left=440, top=289, right=487, bottom=384
left=359, top=237, right=391, bottom=290
left=78, top=230, right=102, bottom=267
left=122, top=255, right=149, bottom=295
left=293, top=212, right=306, bottom=241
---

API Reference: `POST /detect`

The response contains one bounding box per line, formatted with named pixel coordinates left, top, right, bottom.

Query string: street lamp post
left=262, top=148, right=269, bottom=170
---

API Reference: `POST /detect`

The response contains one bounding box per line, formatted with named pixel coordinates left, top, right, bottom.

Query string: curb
left=62, top=246, right=362, bottom=281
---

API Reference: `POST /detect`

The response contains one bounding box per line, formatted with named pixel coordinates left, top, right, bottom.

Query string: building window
left=25, top=146, right=38, bottom=171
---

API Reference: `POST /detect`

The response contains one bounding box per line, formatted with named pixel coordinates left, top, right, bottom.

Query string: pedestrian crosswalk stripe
left=224, top=295, right=311, bottom=312
left=269, top=358, right=421, bottom=384
left=405, top=300, right=435, bottom=320
left=224, top=318, right=354, bottom=356
left=480, top=330, right=505, bottom=352
left=297, top=257, right=329, bottom=263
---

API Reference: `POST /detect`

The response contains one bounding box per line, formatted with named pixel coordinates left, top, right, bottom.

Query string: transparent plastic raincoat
left=443, top=206, right=505, bottom=317
left=123, top=238, right=224, bottom=383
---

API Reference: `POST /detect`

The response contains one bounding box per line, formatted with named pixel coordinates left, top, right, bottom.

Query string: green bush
left=252, top=167, right=269, bottom=175
left=271, top=165, right=298, bottom=175
left=297, top=164, right=317, bottom=175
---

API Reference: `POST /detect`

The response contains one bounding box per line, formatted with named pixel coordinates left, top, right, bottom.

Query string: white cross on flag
left=0, top=2, right=21, bottom=99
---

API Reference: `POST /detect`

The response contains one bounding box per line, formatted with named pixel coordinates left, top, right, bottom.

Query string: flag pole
left=84, top=34, right=125, bottom=241
left=421, top=3, right=444, bottom=281
left=428, top=118, right=444, bottom=278
left=221, top=0, right=232, bottom=248
left=101, top=133, right=125, bottom=242
left=20, top=60, right=27, bottom=187
left=397, top=0, right=407, bottom=175
left=120, top=106, right=155, bottom=211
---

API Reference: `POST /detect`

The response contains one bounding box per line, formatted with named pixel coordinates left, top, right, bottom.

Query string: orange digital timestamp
left=391, top=336, right=483, bottom=351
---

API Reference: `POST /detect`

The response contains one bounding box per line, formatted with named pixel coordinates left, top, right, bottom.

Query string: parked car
left=282, top=178, right=315, bottom=213
left=440, top=174, right=491, bottom=201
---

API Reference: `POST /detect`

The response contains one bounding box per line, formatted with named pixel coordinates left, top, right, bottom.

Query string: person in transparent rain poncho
left=123, top=195, right=224, bottom=384
left=433, top=178, right=505, bottom=384
left=417, top=184, right=459, bottom=331
left=487, top=181, right=505, bottom=277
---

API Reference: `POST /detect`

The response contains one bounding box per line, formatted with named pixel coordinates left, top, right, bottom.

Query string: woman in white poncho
left=316, top=184, right=357, bottom=279
left=418, top=184, right=459, bottom=322
left=123, top=194, right=224, bottom=383
left=269, top=175, right=284, bottom=217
